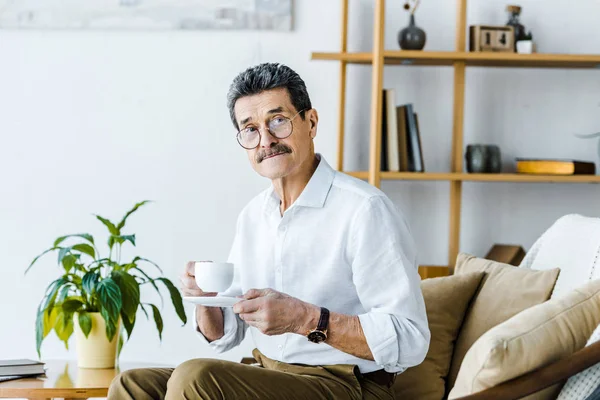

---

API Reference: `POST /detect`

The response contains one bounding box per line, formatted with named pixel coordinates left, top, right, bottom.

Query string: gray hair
left=226, top=63, right=312, bottom=130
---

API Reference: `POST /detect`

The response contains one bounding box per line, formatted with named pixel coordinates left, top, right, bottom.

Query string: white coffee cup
left=194, top=261, right=234, bottom=293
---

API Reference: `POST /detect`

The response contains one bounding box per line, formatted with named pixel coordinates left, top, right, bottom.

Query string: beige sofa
left=393, top=214, right=600, bottom=400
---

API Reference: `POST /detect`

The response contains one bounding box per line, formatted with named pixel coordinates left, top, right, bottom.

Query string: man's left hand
left=232, top=288, right=319, bottom=336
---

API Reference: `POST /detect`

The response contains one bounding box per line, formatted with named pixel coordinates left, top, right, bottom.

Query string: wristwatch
left=307, top=307, right=329, bottom=343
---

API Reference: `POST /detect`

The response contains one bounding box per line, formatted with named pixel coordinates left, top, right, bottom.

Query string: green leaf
left=35, top=306, right=46, bottom=358
left=43, top=307, right=58, bottom=338
left=117, top=331, right=125, bottom=359
left=117, top=200, right=152, bottom=231
left=140, top=304, right=149, bottom=320
left=35, top=306, right=58, bottom=358
left=149, top=304, right=163, bottom=341
left=82, top=271, right=100, bottom=294
left=108, top=235, right=116, bottom=250
left=54, top=233, right=94, bottom=247
left=120, top=235, right=136, bottom=247
left=43, top=277, right=69, bottom=315
left=26, top=247, right=59, bottom=275
left=57, top=247, right=70, bottom=265
left=61, top=254, right=78, bottom=272
left=95, top=215, right=119, bottom=236
left=109, top=235, right=136, bottom=248
left=121, top=310, right=135, bottom=339
left=78, top=312, right=92, bottom=339
left=96, top=278, right=122, bottom=341
left=132, top=257, right=163, bottom=274
left=156, top=278, right=187, bottom=325
left=54, top=311, right=74, bottom=350
left=72, top=243, right=95, bottom=259
left=73, top=263, right=87, bottom=273
left=105, top=318, right=117, bottom=342
left=134, top=268, right=163, bottom=307
left=111, top=271, right=140, bottom=324
left=62, top=299, right=83, bottom=313
left=56, top=284, right=72, bottom=303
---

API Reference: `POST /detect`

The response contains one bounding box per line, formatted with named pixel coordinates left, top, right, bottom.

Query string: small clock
left=469, top=25, right=515, bottom=53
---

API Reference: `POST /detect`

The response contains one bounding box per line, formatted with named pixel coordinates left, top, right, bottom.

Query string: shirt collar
left=265, top=153, right=335, bottom=212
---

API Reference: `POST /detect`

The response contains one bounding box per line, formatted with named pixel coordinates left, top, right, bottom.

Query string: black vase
left=398, top=14, right=426, bottom=50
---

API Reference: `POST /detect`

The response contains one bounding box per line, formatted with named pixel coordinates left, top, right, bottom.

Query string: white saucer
left=183, top=296, right=241, bottom=307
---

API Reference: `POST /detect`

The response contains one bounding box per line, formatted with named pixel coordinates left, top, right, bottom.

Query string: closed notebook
left=0, top=359, right=45, bottom=376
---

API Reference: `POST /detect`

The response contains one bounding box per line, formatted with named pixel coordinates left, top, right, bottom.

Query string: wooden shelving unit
left=311, top=0, right=600, bottom=275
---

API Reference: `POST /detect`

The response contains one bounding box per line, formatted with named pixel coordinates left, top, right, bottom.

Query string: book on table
left=516, top=159, right=596, bottom=175
left=0, top=359, right=46, bottom=377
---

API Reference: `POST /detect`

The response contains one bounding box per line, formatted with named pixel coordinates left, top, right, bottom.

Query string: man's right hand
left=181, top=261, right=225, bottom=342
left=180, top=261, right=218, bottom=297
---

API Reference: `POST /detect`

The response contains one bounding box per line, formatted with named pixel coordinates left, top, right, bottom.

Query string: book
left=0, top=359, right=45, bottom=376
left=413, top=113, right=425, bottom=172
left=516, top=159, right=596, bottom=175
left=404, top=104, right=424, bottom=172
left=380, top=90, right=388, bottom=172
left=385, top=89, right=400, bottom=172
left=396, top=106, right=409, bottom=171
left=0, top=373, right=44, bottom=383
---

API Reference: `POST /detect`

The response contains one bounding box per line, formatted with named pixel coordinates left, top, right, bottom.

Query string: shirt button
left=278, top=345, right=283, bottom=350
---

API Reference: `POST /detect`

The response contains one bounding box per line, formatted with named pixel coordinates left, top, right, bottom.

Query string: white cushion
left=557, top=323, right=600, bottom=400
left=520, top=214, right=600, bottom=298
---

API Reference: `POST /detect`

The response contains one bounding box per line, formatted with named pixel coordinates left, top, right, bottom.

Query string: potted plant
left=516, top=31, right=536, bottom=54
left=26, top=201, right=187, bottom=368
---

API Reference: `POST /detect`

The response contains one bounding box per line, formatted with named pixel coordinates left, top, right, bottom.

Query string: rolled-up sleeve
left=194, top=213, right=248, bottom=352
left=350, top=195, right=430, bottom=372
left=194, top=307, right=246, bottom=352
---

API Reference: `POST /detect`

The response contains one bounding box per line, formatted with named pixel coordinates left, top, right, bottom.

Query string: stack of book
left=0, top=359, right=46, bottom=383
left=380, top=89, right=425, bottom=172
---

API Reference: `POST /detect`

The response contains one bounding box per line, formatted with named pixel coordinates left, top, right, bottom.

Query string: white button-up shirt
left=196, top=154, right=430, bottom=374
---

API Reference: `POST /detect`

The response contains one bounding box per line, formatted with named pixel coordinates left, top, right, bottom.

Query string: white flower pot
left=73, top=312, right=121, bottom=369
left=517, top=40, right=536, bottom=54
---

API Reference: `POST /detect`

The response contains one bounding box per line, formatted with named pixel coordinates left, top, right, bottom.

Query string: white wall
left=1, top=0, right=599, bottom=366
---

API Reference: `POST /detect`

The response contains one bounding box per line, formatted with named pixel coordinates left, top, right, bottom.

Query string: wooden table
left=0, top=360, right=169, bottom=400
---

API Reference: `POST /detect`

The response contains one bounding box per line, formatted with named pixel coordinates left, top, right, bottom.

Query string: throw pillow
left=557, top=323, right=600, bottom=400
left=393, top=272, right=484, bottom=400
left=448, top=278, right=600, bottom=400
left=447, top=253, right=560, bottom=390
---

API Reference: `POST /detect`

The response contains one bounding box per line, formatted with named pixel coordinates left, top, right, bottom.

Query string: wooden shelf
left=345, top=171, right=600, bottom=183
left=311, top=52, right=373, bottom=64
left=311, top=51, right=600, bottom=69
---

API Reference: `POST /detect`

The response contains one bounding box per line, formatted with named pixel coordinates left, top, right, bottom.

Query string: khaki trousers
left=108, top=349, right=394, bottom=400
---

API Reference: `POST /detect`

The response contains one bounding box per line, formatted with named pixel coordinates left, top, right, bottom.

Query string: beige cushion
left=447, top=253, right=560, bottom=389
left=448, top=278, right=600, bottom=400
left=393, top=272, right=484, bottom=400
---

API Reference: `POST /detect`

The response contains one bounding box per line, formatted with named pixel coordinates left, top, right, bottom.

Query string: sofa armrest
left=454, top=340, right=600, bottom=400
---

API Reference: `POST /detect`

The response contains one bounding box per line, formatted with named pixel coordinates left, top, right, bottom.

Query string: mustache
left=256, top=144, right=292, bottom=163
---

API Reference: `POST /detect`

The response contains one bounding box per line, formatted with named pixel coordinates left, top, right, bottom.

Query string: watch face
left=307, top=330, right=327, bottom=343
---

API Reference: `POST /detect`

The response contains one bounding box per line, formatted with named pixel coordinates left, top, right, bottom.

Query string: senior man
left=108, top=63, right=430, bottom=400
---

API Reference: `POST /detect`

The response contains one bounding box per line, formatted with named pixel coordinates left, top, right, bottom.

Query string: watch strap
left=317, top=307, right=329, bottom=331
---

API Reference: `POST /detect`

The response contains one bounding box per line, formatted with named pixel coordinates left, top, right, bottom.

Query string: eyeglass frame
left=235, top=108, right=308, bottom=150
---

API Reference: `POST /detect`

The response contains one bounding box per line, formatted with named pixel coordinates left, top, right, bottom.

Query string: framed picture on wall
left=0, top=0, right=293, bottom=31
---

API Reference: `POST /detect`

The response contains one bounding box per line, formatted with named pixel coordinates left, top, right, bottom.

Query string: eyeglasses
left=236, top=109, right=306, bottom=150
